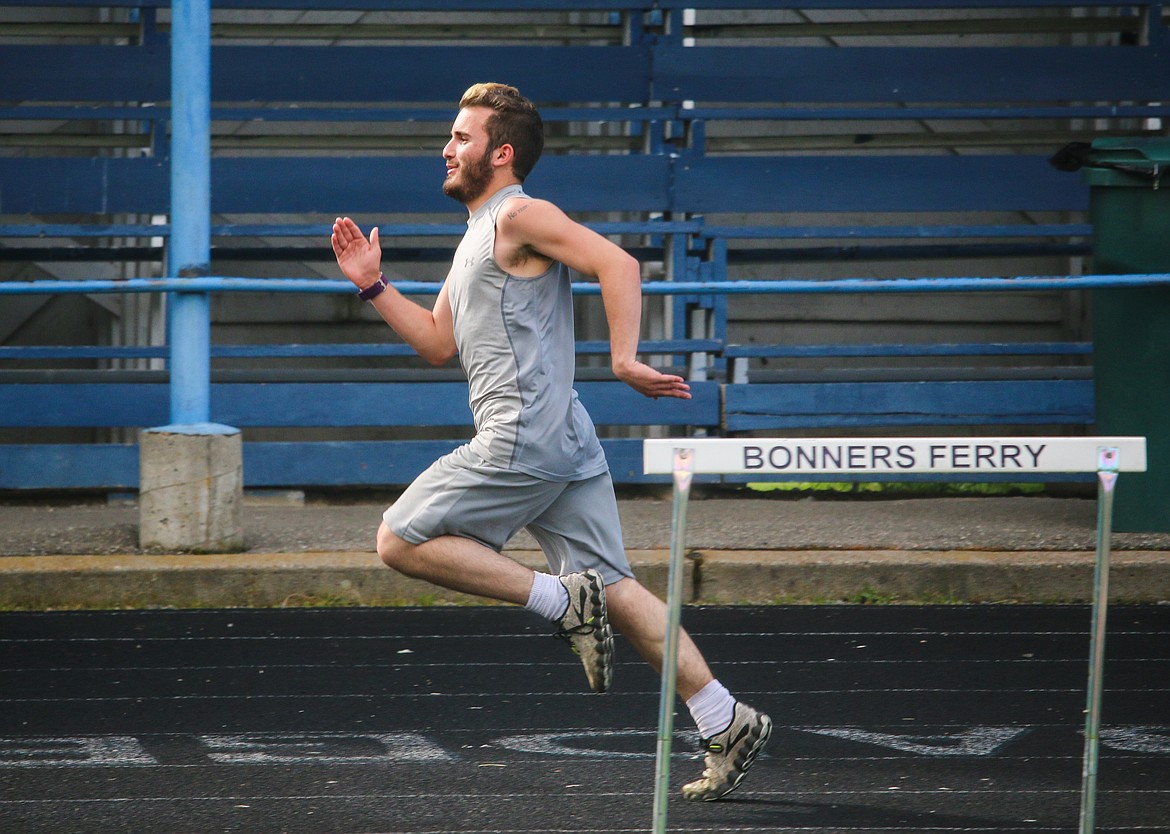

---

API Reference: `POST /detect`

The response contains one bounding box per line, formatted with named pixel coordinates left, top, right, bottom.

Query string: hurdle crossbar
left=642, top=436, right=1146, bottom=834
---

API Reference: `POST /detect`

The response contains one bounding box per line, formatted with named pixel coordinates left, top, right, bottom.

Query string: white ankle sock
left=525, top=572, right=570, bottom=621
left=686, top=679, right=736, bottom=739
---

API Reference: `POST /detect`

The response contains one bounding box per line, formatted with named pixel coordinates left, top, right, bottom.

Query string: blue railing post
left=169, top=0, right=211, bottom=424
left=137, top=0, right=243, bottom=553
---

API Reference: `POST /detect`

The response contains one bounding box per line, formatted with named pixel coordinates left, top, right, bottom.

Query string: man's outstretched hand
left=614, top=359, right=692, bottom=400
left=331, top=216, right=383, bottom=289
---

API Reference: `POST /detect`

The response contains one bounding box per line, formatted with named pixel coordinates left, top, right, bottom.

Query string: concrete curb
left=690, top=549, right=1170, bottom=604
left=4, top=548, right=1170, bottom=610
left=0, top=550, right=682, bottom=610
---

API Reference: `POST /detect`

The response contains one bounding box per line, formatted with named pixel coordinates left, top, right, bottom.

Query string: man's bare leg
left=379, top=525, right=712, bottom=699
left=377, top=521, right=533, bottom=604
left=605, top=575, right=772, bottom=801
left=377, top=521, right=614, bottom=692
left=603, top=576, right=714, bottom=701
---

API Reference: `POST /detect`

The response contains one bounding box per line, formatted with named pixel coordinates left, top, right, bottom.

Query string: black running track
left=1, top=605, right=1168, bottom=834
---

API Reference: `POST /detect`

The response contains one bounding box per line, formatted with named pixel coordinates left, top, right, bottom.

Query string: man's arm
left=331, top=216, right=456, bottom=367
left=497, top=199, right=690, bottom=400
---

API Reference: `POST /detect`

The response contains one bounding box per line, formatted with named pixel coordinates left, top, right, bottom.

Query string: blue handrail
left=2, top=274, right=1168, bottom=296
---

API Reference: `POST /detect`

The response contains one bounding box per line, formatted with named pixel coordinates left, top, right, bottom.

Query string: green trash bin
left=1081, top=138, right=1170, bottom=532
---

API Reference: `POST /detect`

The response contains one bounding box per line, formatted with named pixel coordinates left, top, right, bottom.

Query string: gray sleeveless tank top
left=445, top=184, right=609, bottom=481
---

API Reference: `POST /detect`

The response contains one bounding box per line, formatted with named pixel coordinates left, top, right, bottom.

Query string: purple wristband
left=357, top=273, right=387, bottom=301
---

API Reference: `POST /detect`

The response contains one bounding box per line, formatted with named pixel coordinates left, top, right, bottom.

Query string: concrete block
left=139, top=423, right=244, bottom=552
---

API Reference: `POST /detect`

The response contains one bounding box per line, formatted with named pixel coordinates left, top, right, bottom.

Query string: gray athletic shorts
left=383, top=444, right=634, bottom=586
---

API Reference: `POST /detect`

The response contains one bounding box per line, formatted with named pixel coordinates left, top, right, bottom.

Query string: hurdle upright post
left=651, top=447, right=693, bottom=834
left=1079, top=446, right=1121, bottom=834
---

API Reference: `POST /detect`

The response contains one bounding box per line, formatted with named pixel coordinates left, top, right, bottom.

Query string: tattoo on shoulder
left=506, top=203, right=531, bottom=221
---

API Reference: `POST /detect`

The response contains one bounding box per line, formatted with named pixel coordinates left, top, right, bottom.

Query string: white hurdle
left=642, top=436, right=1147, bottom=834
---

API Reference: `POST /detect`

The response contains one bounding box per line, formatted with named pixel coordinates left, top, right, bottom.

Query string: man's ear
left=493, top=143, right=515, bottom=169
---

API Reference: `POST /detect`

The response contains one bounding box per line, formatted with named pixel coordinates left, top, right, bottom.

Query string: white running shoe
left=682, top=701, right=772, bottom=801
left=553, top=569, right=615, bottom=694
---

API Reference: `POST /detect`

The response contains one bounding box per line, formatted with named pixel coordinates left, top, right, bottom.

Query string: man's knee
left=376, top=523, right=413, bottom=572
left=604, top=576, right=661, bottom=616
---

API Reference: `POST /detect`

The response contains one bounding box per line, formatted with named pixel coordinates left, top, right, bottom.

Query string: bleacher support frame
left=3, top=1, right=1170, bottom=491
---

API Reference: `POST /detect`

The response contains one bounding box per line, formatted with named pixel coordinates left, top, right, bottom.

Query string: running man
left=331, top=82, right=770, bottom=801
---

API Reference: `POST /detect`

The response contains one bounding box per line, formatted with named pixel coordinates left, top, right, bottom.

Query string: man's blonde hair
left=459, top=82, right=544, bottom=180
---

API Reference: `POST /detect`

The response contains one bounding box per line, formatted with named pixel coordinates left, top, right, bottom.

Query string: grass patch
left=746, top=481, right=1047, bottom=498
left=847, top=585, right=897, bottom=605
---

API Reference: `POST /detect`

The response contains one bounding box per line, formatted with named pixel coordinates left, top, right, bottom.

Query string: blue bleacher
left=3, top=1, right=1170, bottom=489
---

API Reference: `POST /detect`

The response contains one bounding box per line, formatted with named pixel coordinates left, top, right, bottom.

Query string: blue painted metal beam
left=724, top=341, right=1093, bottom=359
left=6, top=40, right=1169, bottom=107
left=653, top=44, right=1170, bottom=103
left=0, top=1, right=1157, bottom=9
left=723, top=380, right=1095, bottom=431
left=0, top=105, right=674, bottom=123
left=0, top=381, right=721, bottom=429
left=168, top=0, right=212, bottom=425
left=0, top=154, right=1082, bottom=215
left=0, top=44, right=652, bottom=104
left=674, top=155, right=1089, bottom=214
left=685, top=105, right=1170, bottom=122
left=0, top=155, right=674, bottom=215
left=0, top=220, right=699, bottom=239
left=0, top=439, right=675, bottom=491
left=699, top=224, right=1094, bottom=240
left=3, top=275, right=1168, bottom=297
left=0, top=339, right=716, bottom=361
